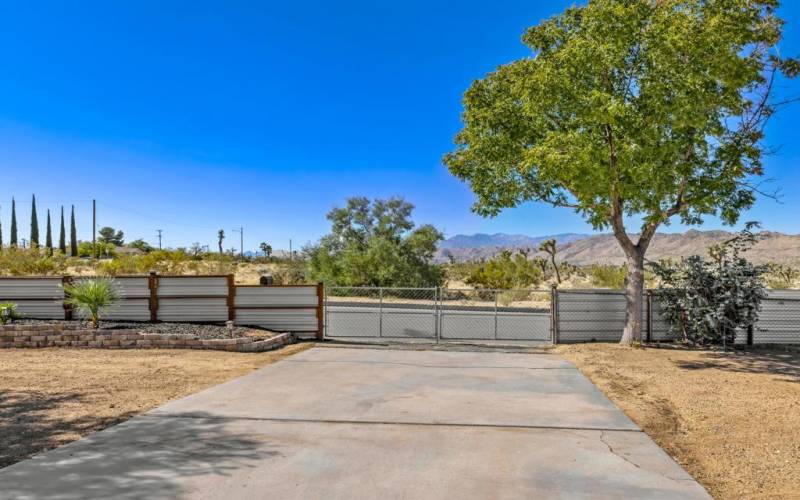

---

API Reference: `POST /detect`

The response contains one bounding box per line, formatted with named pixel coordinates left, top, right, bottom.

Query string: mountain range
left=436, top=230, right=800, bottom=265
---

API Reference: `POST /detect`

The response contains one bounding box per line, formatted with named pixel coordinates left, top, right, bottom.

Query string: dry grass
left=0, top=344, right=312, bottom=468
left=557, top=344, right=800, bottom=499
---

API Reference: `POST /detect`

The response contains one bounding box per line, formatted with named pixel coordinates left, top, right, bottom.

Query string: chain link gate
left=324, top=286, right=551, bottom=342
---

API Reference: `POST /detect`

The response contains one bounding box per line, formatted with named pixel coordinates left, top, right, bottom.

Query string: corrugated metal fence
left=0, top=274, right=323, bottom=339
left=555, top=288, right=800, bottom=344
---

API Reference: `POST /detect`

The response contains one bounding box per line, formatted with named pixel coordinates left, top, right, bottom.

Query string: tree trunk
left=620, top=250, right=645, bottom=345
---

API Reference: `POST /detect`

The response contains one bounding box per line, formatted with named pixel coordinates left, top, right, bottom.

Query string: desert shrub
left=650, top=224, right=767, bottom=345
left=0, top=248, right=70, bottom=276
left=465, top=250, right=544, bottom=289
left=0, top=302, right=22, bottom=324
left=95, top=250, right=236, bottom=276
left=63, top=277, right=121, bottom=328
left=273, top=261, right=309, bottom=285
left=586, top=264, right=627, bottom=289
left=764, top=263, right=799, bottom=289
left=77, top=241, right=117, bottom=258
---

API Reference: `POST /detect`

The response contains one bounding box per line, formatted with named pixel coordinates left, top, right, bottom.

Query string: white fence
left=555, top=289, right=800, bottom=344
left=0, top=275, right=323, bottom=338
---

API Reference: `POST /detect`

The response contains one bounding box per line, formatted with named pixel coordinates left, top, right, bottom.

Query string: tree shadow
left=0, top=408, right=281, bottom=499
left=672, top=350, right=800, bottom=382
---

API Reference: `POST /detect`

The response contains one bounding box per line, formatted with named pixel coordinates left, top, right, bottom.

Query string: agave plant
left=63, top=277, right=121, bottom=328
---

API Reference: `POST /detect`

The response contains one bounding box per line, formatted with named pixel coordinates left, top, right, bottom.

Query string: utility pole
left=232, top=227, right=243, bottom=261
left=289, top=238, right=292, bottom=261
left=156, top=229, right=163, bottom=249
left=92, top=199, right=97, bottom=260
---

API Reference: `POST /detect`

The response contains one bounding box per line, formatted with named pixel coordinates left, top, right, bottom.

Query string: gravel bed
left=14, top=319, right=277, bottom=340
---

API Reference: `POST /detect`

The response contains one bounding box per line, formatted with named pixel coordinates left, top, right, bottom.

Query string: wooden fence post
left=148, top=271, right=159, bottom=322
left=316, top=282, right=324, bottom=340
left=227, top=275, right=236, bottom=322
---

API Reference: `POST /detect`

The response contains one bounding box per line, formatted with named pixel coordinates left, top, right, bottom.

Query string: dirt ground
left=557, top=344, right=800, bottom=500
left=0, top=344, right=311, bottom=468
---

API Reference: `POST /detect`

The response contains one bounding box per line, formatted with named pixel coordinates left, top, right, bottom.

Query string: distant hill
left=436, top=230, right=800, bottom=265
left=439, top=233, right=589, bottom=260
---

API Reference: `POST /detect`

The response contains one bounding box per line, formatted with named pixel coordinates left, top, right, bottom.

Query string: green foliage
left=10, top=198, right=17, bottom=247
left=78, top=241, right=116, bottom=258
left=58, top=206, right=67, bottom=253
left=587, top=264, right=628, bottom=289
left=0, top=248, right=70, bottom=275
left=63, top=277, right=121, bottom=328
left=30, top=194, right=39, bottom=247
left=0, top=302, right=22, bottom=324
left=96, top=249, right=235, bottom=276
left=465, top=250, right=544, bottom=289
left=45, top=209, right=53, bottom=255
left=70, top=205, right=78, bottom=257
left=650, top=224, right=767, bottom=345
left=127, top=239, right=155, bottom=253
left=259, top=242, right=273, bottom=258
left=98, top=226, right=124, bottom=246
left=273, top=260, right=308, bottom=285
left=307, top=197, right=444, bottom=287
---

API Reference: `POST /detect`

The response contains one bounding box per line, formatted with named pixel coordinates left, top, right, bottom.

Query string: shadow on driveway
left=1, top=413, right=280, bottom=500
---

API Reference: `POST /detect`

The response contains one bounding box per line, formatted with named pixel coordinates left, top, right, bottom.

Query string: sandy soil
left=557, top=344, right=800, bottom=499
left=0, top=344, right=311, bottom=468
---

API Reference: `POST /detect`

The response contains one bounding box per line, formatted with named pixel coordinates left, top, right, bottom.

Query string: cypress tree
left=70, top=205, right=78, bottom=257
left=58, top=206, right=66, bottom=253
left=30, top=194, right=39, bottom=248
left=45, top=209, right=53, bottom=255
left=10, top=198, right=17, bottom=247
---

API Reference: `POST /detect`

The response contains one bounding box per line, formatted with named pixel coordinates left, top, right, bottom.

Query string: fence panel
left=754, top=297, right=800, bottom=344
left=155, top=276, right=229, bottom=322
left=0, top=278, right=64, bottom=319
left=104, top=277, right=151, bottom=321
left=324, top=287, right=437, bottom=339
left=234, top=285, right=320, bottom=334
left=439, top=289, right=550, bottom=341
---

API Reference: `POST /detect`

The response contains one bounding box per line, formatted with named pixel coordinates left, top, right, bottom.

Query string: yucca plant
left=62, top=277, right=120, bottom=329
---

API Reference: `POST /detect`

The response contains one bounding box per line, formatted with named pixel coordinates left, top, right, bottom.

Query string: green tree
left=30, top=194, right=39, bottom=248
left=259, top=242, right=273, bottom=258
left=45, top=209, right=53, bottom=256
left=127, top=239, right=155, bottom=253
left=444, top=0, right=797, bottom=344
left=97, top=226, right=124, bottom=246
left=538, top=239, right=561, bottom=284
left=307, top=196, right=444, bottom=287
left=10, top=198, right=17, bottom=247
left=70, top=205, right=78, bottom=257
left=58, top=206, right=67, bottom=253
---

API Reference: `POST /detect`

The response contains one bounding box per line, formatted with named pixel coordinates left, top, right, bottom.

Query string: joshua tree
left=10, top=198, right=17, bottom=247
left=30, top=194, right=39, bottom=248
left=45, top=209, right=53, bottom=256
left=70, top=205, right=78, bottom=257
left=58, top=206, right=67, bottom=253
left=539, top=239, right=561, bottom=284
left=217, top=229, right=225, bottom=254
left=63, top=277, right=120, bottom=329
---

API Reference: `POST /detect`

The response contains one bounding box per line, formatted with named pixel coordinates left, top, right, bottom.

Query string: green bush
left=650, top=224, right=767, bottom=345
left=0, top=302, right=22, bottom=324
left=586, top=264, right=627, bottom=289
left=0, top=248, right=71, bottom=275
left=63, top=277, right=121, bottom=328
left=465, top=250, right=544, bottom=290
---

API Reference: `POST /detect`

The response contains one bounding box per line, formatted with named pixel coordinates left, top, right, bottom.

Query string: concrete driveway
left=0, top=346, right=709, bottom=499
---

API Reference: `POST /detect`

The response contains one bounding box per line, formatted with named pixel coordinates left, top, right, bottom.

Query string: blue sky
left=1, top=1, right=799, bottom=252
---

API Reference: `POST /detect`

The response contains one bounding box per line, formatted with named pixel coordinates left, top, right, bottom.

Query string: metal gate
left=324, top=286, right=551, bottom=342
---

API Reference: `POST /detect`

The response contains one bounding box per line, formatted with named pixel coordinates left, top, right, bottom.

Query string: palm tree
left=63, top=278, right=120, bottom=328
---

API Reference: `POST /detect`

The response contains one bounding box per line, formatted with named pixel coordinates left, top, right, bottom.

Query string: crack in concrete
left=599, top=431, right=695, bottom=484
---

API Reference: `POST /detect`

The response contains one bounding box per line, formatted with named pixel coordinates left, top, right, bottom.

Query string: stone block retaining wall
left=0, top=324, right=295, bottom=353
